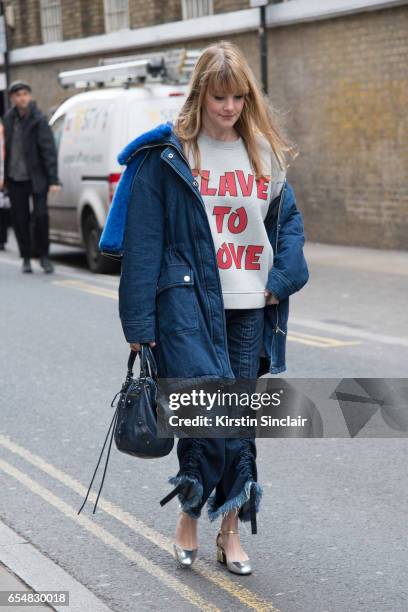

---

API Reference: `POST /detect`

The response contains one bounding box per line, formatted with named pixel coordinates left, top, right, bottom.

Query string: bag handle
left=126, top=344, right=158, bottom=381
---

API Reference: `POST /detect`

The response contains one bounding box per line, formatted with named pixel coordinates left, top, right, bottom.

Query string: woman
left=100, top=41, right=309, bottom=574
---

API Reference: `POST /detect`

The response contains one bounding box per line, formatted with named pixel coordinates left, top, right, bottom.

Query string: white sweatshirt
left=188, top=131, right=286, bottom=309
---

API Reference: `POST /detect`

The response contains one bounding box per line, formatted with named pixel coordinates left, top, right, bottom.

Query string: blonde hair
left=174, top=41, right=298, bottom=180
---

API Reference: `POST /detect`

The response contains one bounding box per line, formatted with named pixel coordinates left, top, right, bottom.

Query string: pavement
left=0, top=521, right=113, bottom=612
left=0, top=559, right=50, bottom=611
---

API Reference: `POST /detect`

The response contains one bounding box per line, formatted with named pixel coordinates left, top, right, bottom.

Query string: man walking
left=0, top=119, right=10, bottom=250
left=3, top=81, right=60, bottom=273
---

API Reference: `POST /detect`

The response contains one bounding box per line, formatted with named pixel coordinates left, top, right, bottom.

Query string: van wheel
left=83, top=214, right=119, bottom=274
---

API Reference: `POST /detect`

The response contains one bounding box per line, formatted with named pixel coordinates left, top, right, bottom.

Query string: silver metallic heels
left=173, top=512, right=198, bottom=568
left=216, top=529, right=252, bottom=575
left=173, top=543, right=198, bottom=568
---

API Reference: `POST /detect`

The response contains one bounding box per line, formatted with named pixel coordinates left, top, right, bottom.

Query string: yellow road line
left=52, top=279, right=118, bottom=300
left=0, top=434, right=280, bottom=612
left=288, top=331, right=362, bottom=348
left=53, top=278, right=360, bottom=352
left=0, top=457, right=218, bottom=612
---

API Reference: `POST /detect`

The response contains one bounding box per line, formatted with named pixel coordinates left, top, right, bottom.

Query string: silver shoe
left=173, top=542, right=198, bottom=568
left=216, top=530, right=252, bottom=575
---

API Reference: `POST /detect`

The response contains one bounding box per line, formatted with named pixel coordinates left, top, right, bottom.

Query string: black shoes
left=39, top=256, right=54, bottom=274
left=21, top=256, right=54, bottom=274
left=22, top=258, right=33, bottom=273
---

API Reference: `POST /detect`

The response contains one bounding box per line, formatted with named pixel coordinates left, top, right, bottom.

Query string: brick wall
left=7, top=3, right=408, bottom=249
left=266, top=6, right=408, bottom=249
left=79, top=0, right=105, bottom=37
left=7, top=0, right=107, bottom=47
left=7, top=0, right=42, bottom=48
left=158, top=0, right=182, bottom=24
left=129, top=0, right=181, bottom=28
left=7, top=0, right=250, bottom=48
left=61, top=0, right=83, bottom=40
left=215, top=0, right=248, bottom=13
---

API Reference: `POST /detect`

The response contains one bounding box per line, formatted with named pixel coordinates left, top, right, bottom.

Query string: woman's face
left=202, top=89, right=245, bottom=133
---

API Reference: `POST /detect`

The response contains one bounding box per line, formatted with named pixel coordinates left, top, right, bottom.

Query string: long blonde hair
left=174, top=41, right=298, bottom=180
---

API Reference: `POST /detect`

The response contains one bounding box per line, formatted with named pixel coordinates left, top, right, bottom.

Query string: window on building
left=181, top=0, right=214, bottom=20
left=104, top=0, right=130, bottom=33
left=40, top=0, right=62, bottom=43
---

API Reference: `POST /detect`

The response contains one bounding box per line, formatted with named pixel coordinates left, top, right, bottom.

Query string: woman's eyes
left=214, top=95, right=244, bottom=101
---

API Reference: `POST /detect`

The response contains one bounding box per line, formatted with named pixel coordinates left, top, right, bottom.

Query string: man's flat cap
left=8, top=80, right=32, bottom=95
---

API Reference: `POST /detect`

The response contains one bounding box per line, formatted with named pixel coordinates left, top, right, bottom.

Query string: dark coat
left=3, top=101, right=59, bottom=193
left=99, top=122, right=309, bottom=383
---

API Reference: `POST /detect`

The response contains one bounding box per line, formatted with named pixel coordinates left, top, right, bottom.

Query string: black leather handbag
left=77, top=344, right=174, bottom=515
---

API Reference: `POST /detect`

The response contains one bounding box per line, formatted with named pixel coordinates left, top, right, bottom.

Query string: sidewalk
left=0, top=562, right=50, bottom=611
left=304, top=241, right=408, bottom=275
left=0, top=520, right=113, bottom=612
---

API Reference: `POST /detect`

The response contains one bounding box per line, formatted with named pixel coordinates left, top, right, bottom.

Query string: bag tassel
left=77, top=401, right=119, bottom=515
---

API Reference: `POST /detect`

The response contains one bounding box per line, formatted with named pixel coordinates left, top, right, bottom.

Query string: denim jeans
left=160, top=307, right=265, bottom=533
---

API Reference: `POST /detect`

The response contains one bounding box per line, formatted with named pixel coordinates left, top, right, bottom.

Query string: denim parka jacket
left=99, top=121, right=309, bottom=384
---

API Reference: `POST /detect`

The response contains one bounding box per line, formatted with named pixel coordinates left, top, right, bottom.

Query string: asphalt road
left=0, top=236, right=407, bottom=612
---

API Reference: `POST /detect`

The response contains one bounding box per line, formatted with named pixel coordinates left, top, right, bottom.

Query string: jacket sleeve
left=266, top=181, right=309, bottom=302
left=118, top=171, right=165, bottom=343
left=37, top=117, right=59, bottom=185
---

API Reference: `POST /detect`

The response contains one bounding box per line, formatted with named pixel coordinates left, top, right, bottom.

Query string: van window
left=51, top=115, right=65, bottom=151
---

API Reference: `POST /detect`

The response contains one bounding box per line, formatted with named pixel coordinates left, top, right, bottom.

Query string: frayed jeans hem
left=207, top=480, right=263, bottom=526
left=159, top=474, right=203, bottom=518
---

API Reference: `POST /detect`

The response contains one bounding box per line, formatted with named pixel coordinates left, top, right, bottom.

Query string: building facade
left=1, top=0, right=407, bottom=249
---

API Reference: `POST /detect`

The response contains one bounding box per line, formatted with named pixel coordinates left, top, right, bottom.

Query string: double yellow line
left=53, top=279, right=360, bottom=349
left=288, top=330, right=361, bottom=348
left=0, top=434, right=279, bottom=611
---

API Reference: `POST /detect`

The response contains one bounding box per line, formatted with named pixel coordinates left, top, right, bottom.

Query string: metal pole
left=259, top=5, right=268, bottom=95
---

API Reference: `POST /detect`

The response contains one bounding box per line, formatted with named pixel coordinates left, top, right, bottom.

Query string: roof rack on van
left=58, top=48, right=202, bottom=89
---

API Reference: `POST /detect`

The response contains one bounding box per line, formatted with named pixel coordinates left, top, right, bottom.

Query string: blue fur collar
left=118, top=120, right=174, bottom=165
left=99, top=121, right=174, bottom=255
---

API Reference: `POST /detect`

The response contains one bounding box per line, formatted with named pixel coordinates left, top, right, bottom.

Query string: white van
left=48, top=84, right=187, bottom=272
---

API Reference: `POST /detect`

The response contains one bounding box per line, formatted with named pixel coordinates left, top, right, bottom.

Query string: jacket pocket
left=156, top=264, right=199, bottom=336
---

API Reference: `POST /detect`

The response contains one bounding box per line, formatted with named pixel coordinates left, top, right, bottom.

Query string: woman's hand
left=264, top=290, right=279, bottom=305
left=129, top=341, right=156, bottom=352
